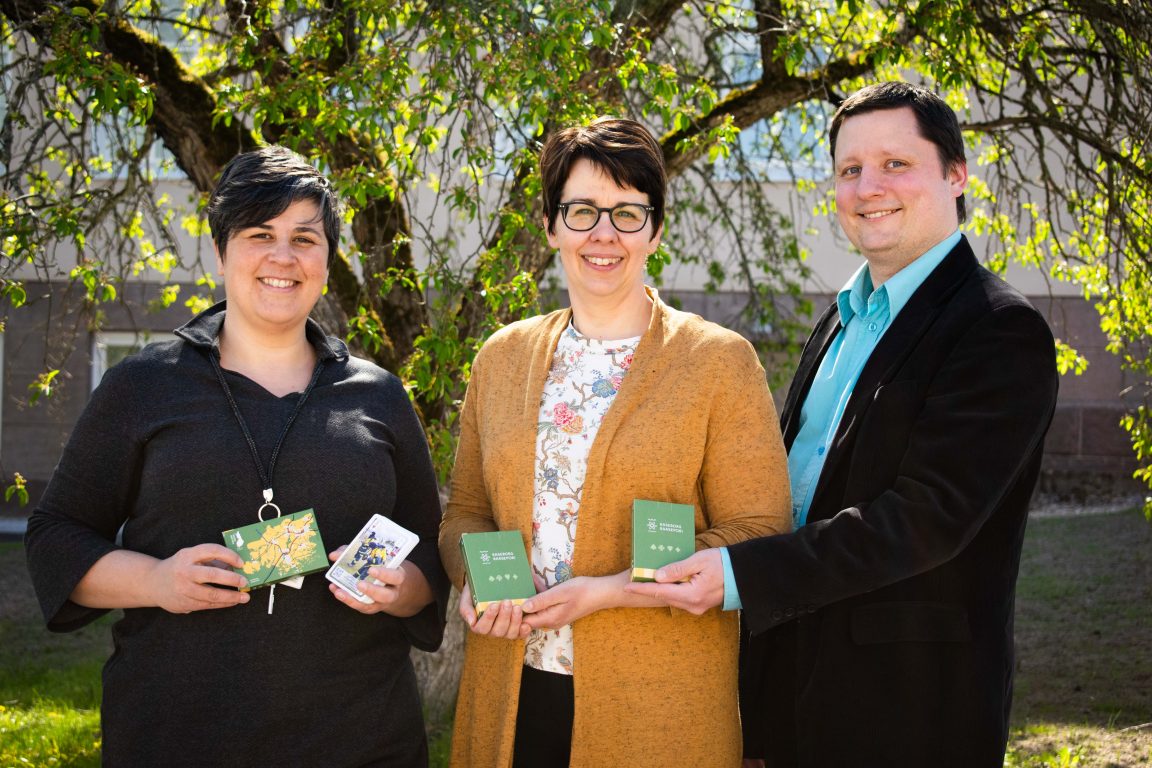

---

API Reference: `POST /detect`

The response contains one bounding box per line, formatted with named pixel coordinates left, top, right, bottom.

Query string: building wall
left=0, top=281, right=196, bottom=511
left=0, top=275, right=1139, bottom=517
left=1032, top=294, right=1141, bottom=499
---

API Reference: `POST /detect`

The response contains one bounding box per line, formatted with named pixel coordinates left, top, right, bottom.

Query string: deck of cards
left=325, top=514, right=419, bottom=604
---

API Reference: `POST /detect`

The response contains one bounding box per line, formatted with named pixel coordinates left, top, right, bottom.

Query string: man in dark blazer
left=626, top=82, right=1059, bottom=767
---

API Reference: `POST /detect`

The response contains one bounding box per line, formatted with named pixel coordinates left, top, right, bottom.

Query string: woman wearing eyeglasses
left=438, top=117, right=791, bottom=768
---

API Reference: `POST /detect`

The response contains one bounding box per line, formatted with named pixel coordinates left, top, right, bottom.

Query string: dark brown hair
left=208, top=145, right=342, bottom=265
left=539, top=117, right=666, bottom=239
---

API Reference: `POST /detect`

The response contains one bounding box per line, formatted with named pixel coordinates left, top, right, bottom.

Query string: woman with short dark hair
left=439, top=118, right=792, bottom=767
left=25, top=145, right=448, bottom=767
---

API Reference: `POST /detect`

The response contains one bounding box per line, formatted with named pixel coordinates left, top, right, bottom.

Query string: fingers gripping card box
left=631, top=500, right=695, bottom=582
left=459, top=530, right=535, bottom=616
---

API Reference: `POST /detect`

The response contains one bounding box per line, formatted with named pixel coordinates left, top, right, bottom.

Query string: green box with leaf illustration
left=222, top=509, right=329, bottom=590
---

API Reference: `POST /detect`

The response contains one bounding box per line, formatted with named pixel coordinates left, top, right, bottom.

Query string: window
left=91, top=330, right=175, bottom=389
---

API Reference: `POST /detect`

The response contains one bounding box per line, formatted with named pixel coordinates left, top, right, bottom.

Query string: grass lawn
left=3, top=508, right=1150, bottom=767
left=0, top=542, right=110, bottom=767
left=1007, top=507, right=1152, bottom=767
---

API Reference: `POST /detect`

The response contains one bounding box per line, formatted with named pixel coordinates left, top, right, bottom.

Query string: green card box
left=460, top=530, right=535, bottom=615
left=222, top=509, right=329, bottom=591
left=631, top=500, right=695, bottom=582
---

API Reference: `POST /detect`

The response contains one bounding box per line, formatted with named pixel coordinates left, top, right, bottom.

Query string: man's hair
left=539, top=117, right=666, bottom=239
left=207, top=145, right=342, bottom=265
left=829, top=82, right=967, bottom=223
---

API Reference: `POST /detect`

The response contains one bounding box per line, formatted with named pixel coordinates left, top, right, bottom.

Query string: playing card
left=325, top=514, right=419, bottom=603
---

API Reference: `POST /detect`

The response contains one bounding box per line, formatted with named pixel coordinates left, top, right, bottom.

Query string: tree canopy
left=1, top=0, right=1150, bottom=505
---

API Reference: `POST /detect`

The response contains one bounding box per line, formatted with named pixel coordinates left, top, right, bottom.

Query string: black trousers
left=512, top=665, right=574, bottom=768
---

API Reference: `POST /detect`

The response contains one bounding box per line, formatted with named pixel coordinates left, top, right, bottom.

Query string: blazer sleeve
left=438, top=341, right=500, bottom=587
left=730, top=303, right=1058, bottom=634
left=695, top=335, right=792, bottom=549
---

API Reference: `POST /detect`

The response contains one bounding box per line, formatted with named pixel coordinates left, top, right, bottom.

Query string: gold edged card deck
left=630, top=499, right=695, bottom=582
left=459, top=530, right=535, bottom=616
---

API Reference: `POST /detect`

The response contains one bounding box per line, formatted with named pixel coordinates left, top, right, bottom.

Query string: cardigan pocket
left=850, top=601, right=971, bottom=644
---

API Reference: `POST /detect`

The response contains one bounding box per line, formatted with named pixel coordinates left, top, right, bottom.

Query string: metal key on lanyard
left=258, top=488, right=283, bottom=615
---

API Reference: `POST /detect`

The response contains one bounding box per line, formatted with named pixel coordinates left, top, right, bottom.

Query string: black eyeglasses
left=557, top=202, right=655, bottom=233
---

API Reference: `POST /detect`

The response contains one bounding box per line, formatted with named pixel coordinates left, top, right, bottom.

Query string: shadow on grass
left=1009, top=508, right=1152, bottom=767
left=1013, top=509, right=1152, bottom=727
left=0, top=621, right=110, bottom=704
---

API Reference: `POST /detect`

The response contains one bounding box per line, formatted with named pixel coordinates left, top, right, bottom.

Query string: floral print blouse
left=526, top=322, right=639, bottom=674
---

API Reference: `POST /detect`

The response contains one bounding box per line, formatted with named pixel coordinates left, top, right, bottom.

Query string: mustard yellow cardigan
left=439, top=289, right=791, bottom=768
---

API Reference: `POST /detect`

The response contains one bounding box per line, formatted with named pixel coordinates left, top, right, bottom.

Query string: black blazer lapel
left=806, top=238, right=980, bottom=514
left=781, top=302, right=842, bottom=448
left=850, top=239, right=979, bottom=406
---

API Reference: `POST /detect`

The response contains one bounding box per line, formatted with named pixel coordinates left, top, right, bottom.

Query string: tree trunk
left=412, top=587, right=466, bottom=724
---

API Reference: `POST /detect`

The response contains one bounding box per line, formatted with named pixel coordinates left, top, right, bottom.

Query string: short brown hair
left=539, top=117, right=666, bottom=239
left=829, top=82, right=967, bottom=223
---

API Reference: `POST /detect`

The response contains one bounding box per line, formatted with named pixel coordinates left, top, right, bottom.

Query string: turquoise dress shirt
left=721, top=231, right=962, bottom=610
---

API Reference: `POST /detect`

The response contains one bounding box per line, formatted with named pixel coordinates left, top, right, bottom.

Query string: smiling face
left=216, top=198, right=329, bottom=340
left=546, top=158, right=661, bottom=319
left=834, top=107, right=968, bottom=285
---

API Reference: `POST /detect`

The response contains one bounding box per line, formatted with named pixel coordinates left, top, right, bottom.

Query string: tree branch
left=659, top=4, right=914, bottom=177
left=1, top=0, right=258, bottom=191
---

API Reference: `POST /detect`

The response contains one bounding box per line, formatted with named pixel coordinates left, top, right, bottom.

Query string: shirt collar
left=174, top=300, right=348, bottom=362
left=835, top=263, right=874, bottom=327
left=835, top=230, right=961, bottom=327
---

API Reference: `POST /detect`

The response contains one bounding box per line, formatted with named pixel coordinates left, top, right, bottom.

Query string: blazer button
left=784, top=607, right=795, bottom=618
left=771, top=610, right=783, bottom=621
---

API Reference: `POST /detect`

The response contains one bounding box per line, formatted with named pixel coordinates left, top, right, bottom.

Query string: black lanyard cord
left=208, top=348, right=326, bottom=502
